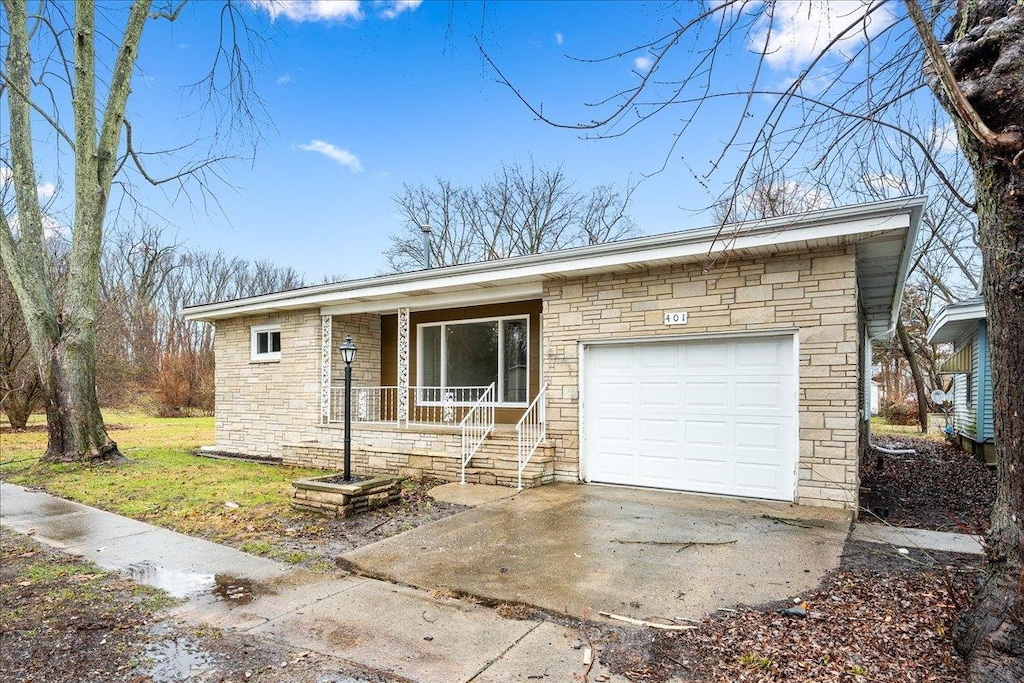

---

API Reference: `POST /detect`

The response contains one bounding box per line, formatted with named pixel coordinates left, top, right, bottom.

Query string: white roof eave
left=183, top=196, right=925, bottom=322
left=926, top=300, right=986, bottom=344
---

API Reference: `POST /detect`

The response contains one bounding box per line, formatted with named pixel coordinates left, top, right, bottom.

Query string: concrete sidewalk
left=850, top=522, right=984, bottom=555
left=0, top=482, right=621, bottom=683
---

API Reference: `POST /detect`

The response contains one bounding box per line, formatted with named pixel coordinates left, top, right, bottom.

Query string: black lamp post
left=339, top=334, right=357, bottom=481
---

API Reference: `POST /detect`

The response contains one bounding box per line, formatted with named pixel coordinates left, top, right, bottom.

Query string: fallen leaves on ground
left=859, top=435, right=994, bottom=534
left=594, top=542, right=980, bottom=682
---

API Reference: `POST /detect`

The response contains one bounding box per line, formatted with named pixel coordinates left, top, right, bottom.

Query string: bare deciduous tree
left=0, top=1, right=264, bottom=461
left=385, top=160, right=638, bottom=272
left=486, top=1, right=1023, bottom=676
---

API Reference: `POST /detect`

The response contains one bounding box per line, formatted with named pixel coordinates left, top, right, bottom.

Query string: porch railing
left=329, top=385, right=492, bottom=425
left=460, top=383, right=495, bottom=484
left=515, top=382, right=548, bottom=489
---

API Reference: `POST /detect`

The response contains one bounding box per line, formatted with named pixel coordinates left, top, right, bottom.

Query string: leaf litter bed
left=575, top=435, right=993, bottom=682
left=858, top=435, right=995, bottom=534
left=584, top=539, right=981, bottom=682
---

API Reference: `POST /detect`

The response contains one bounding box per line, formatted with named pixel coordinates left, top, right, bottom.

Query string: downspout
left=866, top=326, right=917, bottom=456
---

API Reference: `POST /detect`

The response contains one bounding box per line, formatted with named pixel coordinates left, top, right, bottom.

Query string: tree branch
left=903, top=0, right=1020, bottom=153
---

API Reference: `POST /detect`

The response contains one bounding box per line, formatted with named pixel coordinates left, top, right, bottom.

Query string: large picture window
left=417, top=315, right=529, bottom=405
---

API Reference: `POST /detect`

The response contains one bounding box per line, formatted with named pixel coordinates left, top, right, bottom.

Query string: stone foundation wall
left=282, top=426, right=554, bottom=487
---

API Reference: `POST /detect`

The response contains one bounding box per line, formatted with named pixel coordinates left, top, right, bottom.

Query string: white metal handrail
left=515, top=382, right=548, bottom=489
left=460, top=383, right=496, bottom=484
left=330, top=385, right=494, bottom=426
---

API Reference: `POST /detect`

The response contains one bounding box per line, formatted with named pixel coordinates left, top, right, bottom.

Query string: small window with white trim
left=251, top=324, right=282, bottom=362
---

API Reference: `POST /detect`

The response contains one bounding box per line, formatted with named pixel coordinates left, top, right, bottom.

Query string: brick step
left=461, top=464, right=554, bottom=488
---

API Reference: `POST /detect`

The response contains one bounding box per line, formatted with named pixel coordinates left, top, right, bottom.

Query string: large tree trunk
left=41, top=330, right=120, bottom=462
left=953, top=141, right=1024, bottom=681
left=935, top=2, right=1024, bottom=678
left=0, top=0, right=149, bottom=462
left=896, top=318, right=930, bottom=433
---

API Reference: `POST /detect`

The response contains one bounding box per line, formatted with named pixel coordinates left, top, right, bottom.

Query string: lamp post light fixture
left=339, top=334, right=357, bottom=481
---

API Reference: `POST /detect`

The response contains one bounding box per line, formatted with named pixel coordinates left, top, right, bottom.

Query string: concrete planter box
left=290, top=474, right=405, bottom=517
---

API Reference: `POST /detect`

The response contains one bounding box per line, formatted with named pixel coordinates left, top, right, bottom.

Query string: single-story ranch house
left=183, top=196, right=924, bottom=511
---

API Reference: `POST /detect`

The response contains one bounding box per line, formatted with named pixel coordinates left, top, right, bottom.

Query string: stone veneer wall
left=542, top=246, right=861, bottom=509
left=331, top=315, right=382, bottom=388
left=282, top=426, right=555, bottom=487
left=213, top=311, right=381, bottom=458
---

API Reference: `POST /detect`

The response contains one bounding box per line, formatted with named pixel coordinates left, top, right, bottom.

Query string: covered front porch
left=299, top=298, right=551, bottom=488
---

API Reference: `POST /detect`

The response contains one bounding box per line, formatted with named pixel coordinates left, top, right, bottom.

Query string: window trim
left=416, top=313, right=530, bottom=407
left=250, top=323, right=282, bottom=362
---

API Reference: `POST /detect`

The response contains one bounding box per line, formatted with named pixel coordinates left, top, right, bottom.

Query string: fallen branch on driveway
left=598, top=612, right=699, bottom=630
left=610, top=539, right=737, bottom=552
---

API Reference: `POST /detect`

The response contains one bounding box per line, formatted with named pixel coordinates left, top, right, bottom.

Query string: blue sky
left=120, top=1, right=769, bottom=280
left=10, top=1, right=938, bottom=282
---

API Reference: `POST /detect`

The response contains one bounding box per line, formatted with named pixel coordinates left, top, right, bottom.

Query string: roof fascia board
left=926, top=300, right=987, bottom=343
left=184, top=197, right=923, bottom=322
left=884, top=200, right=924, bottom=334
left=319, top=282, right=544, bottom=317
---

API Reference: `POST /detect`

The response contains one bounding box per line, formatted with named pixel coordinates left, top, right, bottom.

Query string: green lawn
left=870, top=415, right=949, bottom=442
left=0, top=410, right=329, bottom=563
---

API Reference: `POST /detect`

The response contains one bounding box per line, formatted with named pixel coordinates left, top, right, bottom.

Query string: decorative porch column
left=320, top=314, right=332, bottom=424
left=397, top=307, right=410, bottom=425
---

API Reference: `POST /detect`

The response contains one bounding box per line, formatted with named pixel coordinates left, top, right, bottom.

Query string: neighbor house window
left=417, top=315, right=529, bottom=405
left=251, top=324, right=281, bottom=362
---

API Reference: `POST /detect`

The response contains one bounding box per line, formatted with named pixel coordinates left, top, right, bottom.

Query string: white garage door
left=583, top=335, right=797, bottom=501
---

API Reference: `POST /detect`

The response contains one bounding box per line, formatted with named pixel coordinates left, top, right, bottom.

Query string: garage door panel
left=594, top=381, right=633, bottom=407
left=684, top=344, right=727, bottom=368
left=685, top=382, right=728, bottom=407
left=734, top=421, right=782, bottom=449
left=733, top=339, right=786, bottom=367
left=637, top=455, right=677, bottom=481
left=585, top=336, right=796, bottom=501
left=639, top=382, right=681, bottom=408
left=639, top=418, right=679, bottom=444
left=735, top=382, right=787, bottom=410
left=594, top=416, right=633, bottom=442
left=684, top=458, right=729, bottom=486
left=733, top=462, right=781, bottom=492
left=684, top=420, right=728, bottom=447
left=638, top=344, right=678, bottom=368
left=590, top=452, right=633, bottom=478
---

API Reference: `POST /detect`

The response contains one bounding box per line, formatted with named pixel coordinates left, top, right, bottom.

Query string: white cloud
left=36, top=182, right=56, bottom=200
left=256, top=0, right=363, bottom=23
left=0, top=167, right=11, bottom=185
left=751, top=0, right=896, bottom=70
left=555, top=32, right=564, bottom=46
left=634, top=55, right=653, bottom=72
left=276, top=73, right=294, bottom=85
left=298, top=140, right=363, bottom=172
left=379, top=0, right=422, bottom=19
left=933, top=120, right=959, bottom=154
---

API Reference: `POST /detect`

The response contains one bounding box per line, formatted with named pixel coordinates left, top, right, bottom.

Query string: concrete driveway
left=341, top=484, right=852, bottom=622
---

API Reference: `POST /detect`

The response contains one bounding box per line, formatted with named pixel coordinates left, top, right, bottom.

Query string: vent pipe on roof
left=420, top=224, right=432, bottom=269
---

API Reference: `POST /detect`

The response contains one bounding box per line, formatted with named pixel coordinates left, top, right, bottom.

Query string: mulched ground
left=858, top=435, right=995, bottom=534
left=275, top=477, right=468, bottom=566
left=587, top=539, right=981, bottom=682
left=0, top=527, right=394, bottom=683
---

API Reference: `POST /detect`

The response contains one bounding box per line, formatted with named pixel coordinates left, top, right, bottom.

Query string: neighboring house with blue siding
left=927, top=296, right=995, bottom=464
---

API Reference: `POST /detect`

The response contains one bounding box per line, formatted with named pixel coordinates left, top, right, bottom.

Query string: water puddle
left=126, top=561, right=216, bottom=598
left=142, top=627, right=217, bottom=683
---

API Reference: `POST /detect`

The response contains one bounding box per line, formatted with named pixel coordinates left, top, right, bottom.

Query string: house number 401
left=663, top=311, right=688, bottom=325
